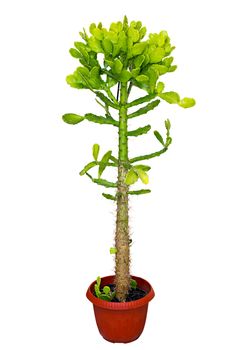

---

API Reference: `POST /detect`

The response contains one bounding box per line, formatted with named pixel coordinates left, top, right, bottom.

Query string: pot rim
left=86, top=275, right=155, bottom=310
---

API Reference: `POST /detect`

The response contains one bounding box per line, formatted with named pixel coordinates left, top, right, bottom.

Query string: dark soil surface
left=103, top=283, right=147, bottom=302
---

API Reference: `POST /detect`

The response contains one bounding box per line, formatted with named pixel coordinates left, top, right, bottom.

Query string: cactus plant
left=62, top=16, right=195, bottom=302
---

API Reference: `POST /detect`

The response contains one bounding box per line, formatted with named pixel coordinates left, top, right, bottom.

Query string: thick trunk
left=115, top=83, right=130, bottom=302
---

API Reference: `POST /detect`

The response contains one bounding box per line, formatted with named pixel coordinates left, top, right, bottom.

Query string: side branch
left=127, top=99, right=160, bottom=119
left=130, top=147, right=168, bottom=163
left=126, top=93, right=156, bottom=108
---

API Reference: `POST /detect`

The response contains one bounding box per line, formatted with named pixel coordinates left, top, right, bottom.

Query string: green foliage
left=110, top=247, right=117, bottom=254
left=92, top=144, right=100, bottom=161
left=130, top=279, right=137, bottom=289
left=98, top=151, right=112, bottom=178
left=62, top=113, right=84, bottom=125
left=79, top=161, right=97, bottom=176
left=178, top=97, right=196, bottom=108
left=94, top=276, right=116, bottom=301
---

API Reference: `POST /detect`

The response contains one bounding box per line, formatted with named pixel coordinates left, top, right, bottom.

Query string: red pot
left=86, top=275, right=155, bottom=343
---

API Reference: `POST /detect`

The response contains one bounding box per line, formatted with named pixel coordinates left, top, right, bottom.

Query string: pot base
left=86, top=275, right=155, bottom=343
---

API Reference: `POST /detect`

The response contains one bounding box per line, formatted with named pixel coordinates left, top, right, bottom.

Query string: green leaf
left=150, top=48, right=165, bottom=63
left=134, top=165, right=151, bottom=171
left=136, top=75, right=149, bottom=82
left=134, top=55, right=145, bottom=68
left=132, top=42, right=147, bottom=56
left=154, top=130, right=165, bottom=145
left=128, top=27, right=139, bottom=42
left=125, top=168, right=139, bottom=185
left=69, top=48, right=81, bottom=58
left=110, top=247, right=117, bottom=254
left=92, top=144, right=100, bottom=161
left=94, top=284, right=101, bottom=298
left=163, top=57, right=174, bottom=67
left=128, top=99, right=160, bottom=119
left=62, top=113, right=84, bottom=125
left=168, top=65, right=177, bottom=72
left=102, top=39, right=113, bottom=54
left=112, top=59, right=123, bottom=74
left=131, top=68, right=140, bottom=78
left=88, top=37, right=103, bottom=53
left=152, top=64, right=168, bottom=75
left=119, top=70, right=132, bottom=82
left=98, top=151, right=112, bottom=178
left=96, top=276, right=101, bottom=287
left=103, top=286, right=111, bottom=295
left=130, top=279, right=137, bottom=289
left=139, top=27, right=147, bottom=39
left=166, top=136, right=172, bottom=147
left=157, top=31, right=168, bottom=47
left=128, top=189, right=151, bottom=195
left=93, top=178, right=117, bottom=188
left=134, top=168, right=149, bottom=184
left=165, top=119, right=171, bottom=131
left=92, top=27, right=103, bottom=40
left=102, top=193, right=116, bottom=200
left=157, top=82, right=165, bottom=93
left=160, top=91, right=180, bottom=104
left=74, top=42, right=89, bottom=62
left=178, top=97, right=196, bottom=108
left=79, top=161, right=97, bottom=176
left=127, top=125, right=151, bottom=137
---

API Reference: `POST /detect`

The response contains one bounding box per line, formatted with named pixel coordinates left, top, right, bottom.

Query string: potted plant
left=62, top=16, right=195, bottom=343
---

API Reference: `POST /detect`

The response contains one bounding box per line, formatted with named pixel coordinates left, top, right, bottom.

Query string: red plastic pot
left=86, top=275, right=155, bottom=343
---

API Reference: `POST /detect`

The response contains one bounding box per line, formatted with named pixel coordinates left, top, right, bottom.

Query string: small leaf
left=102, top=193, right=116, bottom=201
left=134, top=168, right=149, bottom=184
left=102, top=39, right=113, bottom=54
left=94, top=284, right=101, bottom=298
left=92, top=144, right=100, bottom=161
left=112, top=59, right=123, bottom=74
left=125, top=168, right=139, bottom=185
left=165, top=119, right=171, bottom=131
left=166, top=136, right=172, bottom=147
left=156, top=82, right=165, bottom=93
left=119, top=70, right=132, bottom=82
left=178, top=97, right=196, bottom=108
left=79, top=161, right=97, bottom=176
left=62, top=113, right=84, bottom=125
left=136, top=75, right=149, bottom=82
left=110, top=247, right=117, bottom=254
left=150, top=48, right=165, bottom=63
left=92, top=27, right=103, bottom=40
left=154, top=130, right=165, bottom=145
left=69, top=48, right=81, bottom=58
left=103, top=286, right=111, bottom=295
left=132, top=42, right=147, bottom=56
left=127, top=125, right=151, bottom=137
left=128, top=27, right=140, bottom=42
left=134, top=55, right=145, bottom=67
left=130, top=279, right=137, bottom=289
left=98, top=151, right=112, bottom=178
left=128, top=189, right=151, bottom=195
left=160, top=91, right=180, bottom=104
left=134, top=165, right=151, bottom=171
left=96, top=276, right=101, bottom=287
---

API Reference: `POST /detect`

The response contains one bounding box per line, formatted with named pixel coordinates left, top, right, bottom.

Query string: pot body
left=86, top=275, right=155, bottom=343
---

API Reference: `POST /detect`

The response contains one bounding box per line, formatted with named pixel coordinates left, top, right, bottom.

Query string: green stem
left=115, top=82, right=130, bottom=302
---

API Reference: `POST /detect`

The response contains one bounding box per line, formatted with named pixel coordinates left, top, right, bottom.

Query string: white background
left=0, top=0, right=233, bottom=349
